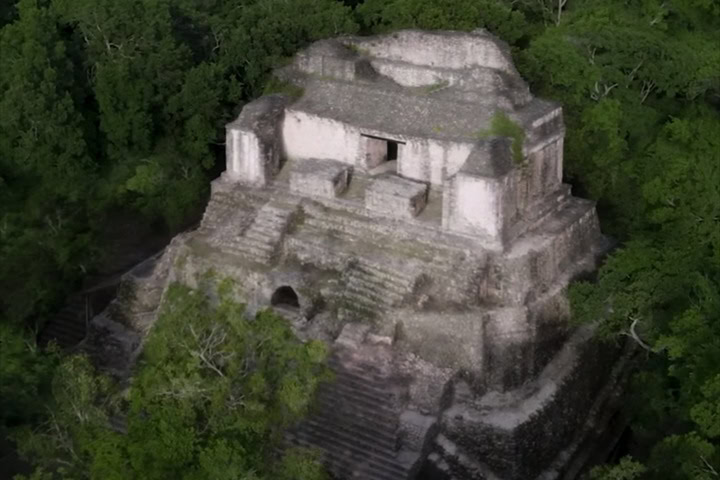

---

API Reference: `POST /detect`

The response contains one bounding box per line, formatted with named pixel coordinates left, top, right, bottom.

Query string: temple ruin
left=98, top=30, right=629, bottom=479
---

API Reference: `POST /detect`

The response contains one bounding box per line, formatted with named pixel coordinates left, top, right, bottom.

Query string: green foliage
left=588, top=456, right=647, bottom=480
left=476, top=111, right=526, bottom=165
left=263, top=77, right=305, bottom=99
left=0, top=324, right=57, bottom=427
left=0, top=0, right=359, bottom=328
left=15, top=282, right=331, bottom=479
left=0, top=0, right=94, bottom=201
left=356, top=0, right=528, bottom=44
left=569, top=107, right=720, bottom=479
left=13, top=354, right=119, bottom=479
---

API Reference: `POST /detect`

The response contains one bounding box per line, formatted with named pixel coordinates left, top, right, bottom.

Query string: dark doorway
left=387, top=140, right=399, bottom=161
left=363, top=134, right=405, bottom=168
left=271, top=286, right=300, bottom=308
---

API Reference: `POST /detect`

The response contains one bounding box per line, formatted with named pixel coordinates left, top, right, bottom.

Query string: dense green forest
left=1, top=0, right=718, bottom=478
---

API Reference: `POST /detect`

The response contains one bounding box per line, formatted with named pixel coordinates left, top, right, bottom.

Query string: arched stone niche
left=271, top=285, right=300, bottom=309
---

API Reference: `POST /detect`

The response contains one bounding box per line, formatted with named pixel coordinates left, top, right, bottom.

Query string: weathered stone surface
left=89, top=29, right=625, bottom=480
left=366, top=174, right=429, bottom=219
left=290, top=158, right=351, bottom=198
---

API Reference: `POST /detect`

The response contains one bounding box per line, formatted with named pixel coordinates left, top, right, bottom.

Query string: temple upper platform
left=224, top=30, right=567, bottom=250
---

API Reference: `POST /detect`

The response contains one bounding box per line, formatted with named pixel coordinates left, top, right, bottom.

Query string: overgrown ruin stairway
left=227, top=200, right=298, bottom=263
left=289, top=347, right=413, bottom=480
left=38, top=296, right=88, bottom=348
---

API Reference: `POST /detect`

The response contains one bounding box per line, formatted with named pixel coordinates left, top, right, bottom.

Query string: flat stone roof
left=290, top=77, right=556, bottom=143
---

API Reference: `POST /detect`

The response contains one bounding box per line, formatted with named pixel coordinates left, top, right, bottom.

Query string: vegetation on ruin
left=12, top=281, right=331, bottom=480
left=1, top=0, right=719, bottom=478
left=476, top=111, right=527, bottom=166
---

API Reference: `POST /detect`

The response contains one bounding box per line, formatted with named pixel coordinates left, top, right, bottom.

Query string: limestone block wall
left=368, top=59, right=528, bottom=108
left=293, top=39, right=357, bottom=81
left=283, top=110, right=361, bottom=165
left=282, top=109, right=473, bottom=185
left=441, top=327, right=622, bottom=480
left=225, top=95, right=289, bottom=186
left=225, top=129, right=265, bottom=184
left=500, top=137, right=564, bottom=226
left=400, top=286, right=572, bottom=393
left=365, top=175, right=429, bottom=219
left=289, top=159, right=351, bottom=199
left=489, top=200, right=601, bottom=306
left=441, top=173, right=505, bottom=248
left=398, top=139, right=473, bottom=186
left=350, top=30, right=516, bottom=75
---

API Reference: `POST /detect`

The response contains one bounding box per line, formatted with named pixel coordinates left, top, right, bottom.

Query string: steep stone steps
left=289, top=352, right=413, bottom=480
left=226, top=200, right=298, bottom=263
left=303, top=210, right=372, bottom=240
left=340, top=258, right=418, bottom=320
left=199, top=188, right=242, bottom=234
left=38, top=296, right=88, bottom=348
left=286, top=228, right=351, bottom=269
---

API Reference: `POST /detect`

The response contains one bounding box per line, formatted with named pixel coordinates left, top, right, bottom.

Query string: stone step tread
left=306, top=404, right=399, bottom=446
left=302, top=215, right=457, bottom=260
left=328, top=358, right=394, bottom=382
left=326, top=367, right=402, bottom=400
left=304, top=214, right=369, bottom=231
left=341, top=293, right=382, bottom=312
left=344, top=290, right=398, bottom=310
left=317, top=382, right=399, bottom=418
left=324, top=369, right=398, bottom=396
left=257, top=205, right=296, bottom=219
left=343, top=287, right=388, bottom=305
left=303, top=415, right=398, bottom=451
left=290, top=436, right=408, bottom=480
left=295, top=420, right=399, bottom=466
left=339, top=295, right=380, bottom=310
left=226, top=246, right=274, bottom=262
left=252, top=215, right=291, bottom=228
left=352, top=271, right=416, bottom=294
left=346, top=281, right=405, bottom=304
left=350, top=280, right=410, bottom=302
left=243, top=228, right=283, bottom=243
left=289, top=430, right=409, bottom=478
left=227, top=248, right=274, bottom=261
left=349, top=267, right=412, bottom=287
left=356, top=262, right=417, bottom=285
left=231, top=237, right=277, bottom=252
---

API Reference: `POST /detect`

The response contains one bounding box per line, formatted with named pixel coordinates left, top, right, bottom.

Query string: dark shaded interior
left=271, top=286, right=300, bottom=308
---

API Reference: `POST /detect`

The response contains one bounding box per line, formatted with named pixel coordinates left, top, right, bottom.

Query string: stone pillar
left=224, top=94, right=290, bottom=186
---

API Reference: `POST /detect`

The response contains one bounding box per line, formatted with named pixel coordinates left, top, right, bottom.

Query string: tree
left=356, top=0, right=527, bottom=44
left=0, top=0, right=97, bottom=325
left=571, top=108, right=720, bottom=478
left=15, top=280, right=331, bottom=480
left=0, top=324, right=57, bottom=429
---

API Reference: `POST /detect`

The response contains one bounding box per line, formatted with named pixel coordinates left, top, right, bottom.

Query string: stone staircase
left=340, top=258, right=418, bottom=321
left=199, top=187, right=242, bottom=234
left=289, top=349, right=414, bottom=480
left=38, top=296, right=88, bottom=348
left=226, top=200, right=298, bottom=263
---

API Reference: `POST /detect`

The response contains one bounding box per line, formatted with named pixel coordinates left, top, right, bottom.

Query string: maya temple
left=86, top=29, right=630, bottom=480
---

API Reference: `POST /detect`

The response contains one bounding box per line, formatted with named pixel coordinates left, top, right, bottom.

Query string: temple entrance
left=271, top=286, right=300, bottom=309
left=363, top=134, right=404, bottom=169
